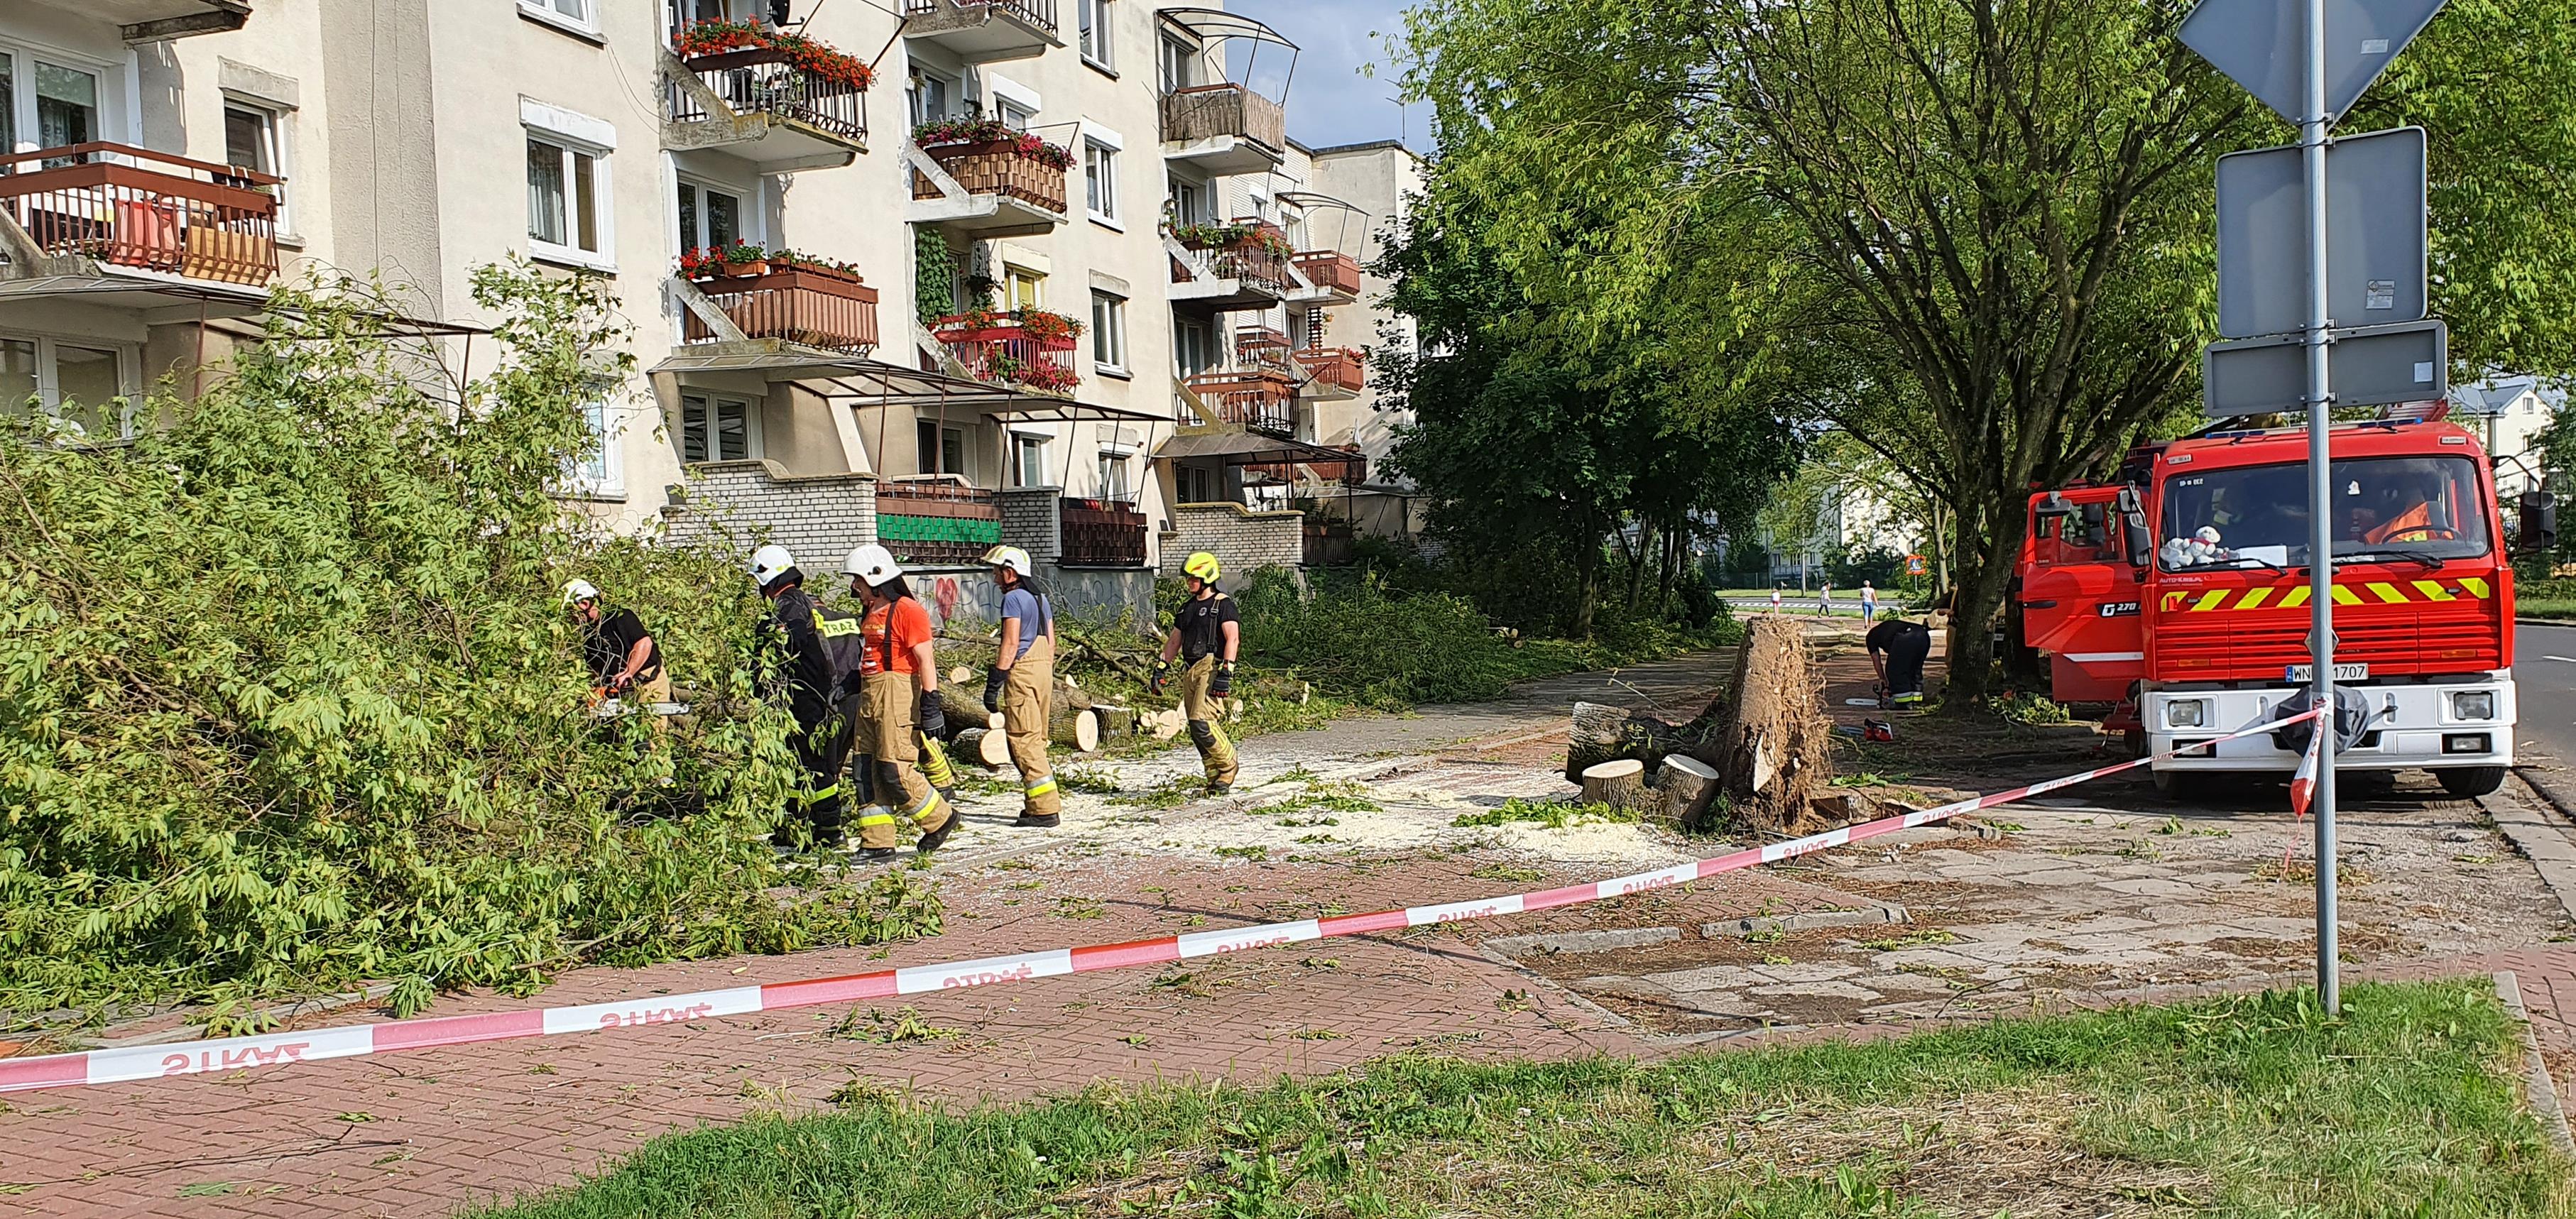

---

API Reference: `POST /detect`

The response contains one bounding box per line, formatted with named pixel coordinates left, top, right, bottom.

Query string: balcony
left=664, top=26, right=870, bottom=173
left=930, top=308, right=1081, bottom=396
left=876, top=479, right=1003, bottom=566
left=1288, top=249, right=1360, bottom=303
left=28, top=0, right=249, bottom=41
left=1059, top=496, right=1147, bottom=567
left=680, top=260, right=881, bottom=354
left=1292, top=346, right=1365, bottom=400
left=900, top=0, right=1061, bottom=63
left=1234, top=325, right=1289, bottom=364
left=1168, top=222, right=1294, bottom=311
left=1186, top=368, right=1300, bottom=437
left=0, top=143, right=280, bottom=288
left=907, top=124, right=1071, bottom=239
left=1159, top=84, right=1286, bottom=175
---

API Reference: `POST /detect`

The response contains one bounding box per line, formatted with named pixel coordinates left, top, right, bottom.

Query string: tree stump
left=1654, top=754, right=1723, bottom=828
left=1691, top=616, right=1836, bottom=834
left=951, top=727, right=1011, bottom=768
left=1579, top=759, right=1651, bottom=812
left=1565, top=701, right=1685, bottom=785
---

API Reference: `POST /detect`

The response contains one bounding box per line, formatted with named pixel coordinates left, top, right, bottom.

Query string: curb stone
left=2495, top=970, right=2576, bottom=1159
left=2479, top=780, right=2576, bottom=926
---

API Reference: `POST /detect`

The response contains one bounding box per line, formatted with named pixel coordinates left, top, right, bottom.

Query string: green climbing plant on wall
left=915, top=229, right=958, bottom=324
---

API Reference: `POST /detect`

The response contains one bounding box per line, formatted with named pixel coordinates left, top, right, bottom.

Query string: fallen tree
left=1691, top=616, right=1838, bottom=833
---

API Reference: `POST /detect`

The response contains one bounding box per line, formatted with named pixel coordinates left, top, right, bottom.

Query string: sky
left=1223, top=0, right=1427, bottom=153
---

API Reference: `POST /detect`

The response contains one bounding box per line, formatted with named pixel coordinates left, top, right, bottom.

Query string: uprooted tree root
left=1693, top=615, right=1838, bottom=835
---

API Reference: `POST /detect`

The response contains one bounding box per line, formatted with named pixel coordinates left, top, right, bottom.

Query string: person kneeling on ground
left=1151, top=551, right=1240, bottom=795
left=846, top=544, right=961, bottom=858
left=982, top=545, right=1061, bottom=829
left=1867, top=615, right=1934, bottom=709
left=564, top=578, right=667, bottom=707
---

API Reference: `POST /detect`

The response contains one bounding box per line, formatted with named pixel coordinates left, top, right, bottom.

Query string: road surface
left=2522, top=620, right=2576, bottom=768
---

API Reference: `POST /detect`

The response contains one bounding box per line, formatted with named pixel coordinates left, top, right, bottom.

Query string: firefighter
left=751, top=545, right=858, bottom=853
left=563, top=579, right=666, bottom=706
left=981, top=545, right=1061, bottom=828
left=1866, top=614, right=1935, bottom=709
left=844, top=544, right=961, bottom=857
left=1152, top=552, right=1239, bottom=794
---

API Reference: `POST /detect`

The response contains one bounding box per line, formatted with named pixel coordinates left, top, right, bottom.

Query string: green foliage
left=0, top=265, right=939, bottom=1027
left=1992, top=692, right=2075, bottom=727
left=1451, top=798, right=1641, bottom=829
left=913, top=229, right=957, bottom=324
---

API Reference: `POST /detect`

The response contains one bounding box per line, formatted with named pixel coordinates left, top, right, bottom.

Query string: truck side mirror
left=2116, top=487, right=2152, bottom=567
left=2521, top=491, right=2560, bottom=554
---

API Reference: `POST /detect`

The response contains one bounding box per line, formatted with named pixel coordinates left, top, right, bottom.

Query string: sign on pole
left=2178, top=0, right=2449, bottom=125
left=2202, top=318, right=2447, bottom=417
left=2215, top=126, right=2427, bottom=339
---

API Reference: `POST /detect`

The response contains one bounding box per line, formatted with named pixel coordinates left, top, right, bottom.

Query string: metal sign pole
left=2301, top=0, right=2342, bottom=1015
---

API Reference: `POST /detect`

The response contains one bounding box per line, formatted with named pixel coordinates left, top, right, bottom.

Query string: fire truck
left=2016, top=411, right=2557, bottom=799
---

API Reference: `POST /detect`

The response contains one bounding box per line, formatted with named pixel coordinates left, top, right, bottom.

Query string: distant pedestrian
left=1770, top=584, right=1782, bottom=611
left=1816, top=581, right=1833, bottom=616
left=1860, top=581, right=1877, bottom=621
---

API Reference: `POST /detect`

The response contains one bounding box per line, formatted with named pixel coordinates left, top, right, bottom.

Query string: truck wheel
left=2149, top=766, right=2208, bottom=802
left=2436, top=767, right=2506, bottom=799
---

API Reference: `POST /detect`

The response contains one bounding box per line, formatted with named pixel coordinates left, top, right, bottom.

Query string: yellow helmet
left=1182, top=552, right=1221, bottom=583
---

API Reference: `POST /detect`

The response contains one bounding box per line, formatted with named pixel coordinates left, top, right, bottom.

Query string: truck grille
left=2152, top=605, right=2499, bottom=680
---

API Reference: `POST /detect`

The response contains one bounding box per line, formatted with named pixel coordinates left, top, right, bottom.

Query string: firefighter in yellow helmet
left=981, top=544, right=1061, bottom=827
left=1152, top=552, right=1239, bottom=794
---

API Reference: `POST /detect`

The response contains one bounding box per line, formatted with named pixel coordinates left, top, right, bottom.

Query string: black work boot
left=914, top=812, right=960, bottom=853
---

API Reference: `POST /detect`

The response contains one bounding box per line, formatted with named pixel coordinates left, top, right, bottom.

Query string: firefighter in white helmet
left=749, top=545, right=859, bottom=852
left=561, top=579, right=666, bottom=709
left=843, top=543, right=961, bottom=856
left=981, top=544, right=1060, bottom=827
left=1152, top=551, right=1239, bottom=794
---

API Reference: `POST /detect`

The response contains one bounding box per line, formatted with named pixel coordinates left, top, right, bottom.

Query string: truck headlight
left=2165, top=699, right=2207, bottom=728
left=2452, top=691, right=2496, bottom=721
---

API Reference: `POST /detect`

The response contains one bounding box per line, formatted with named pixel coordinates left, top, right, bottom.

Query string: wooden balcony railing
left=683, top=264, right=880, bottom=352
left=1295, top=346, right=1365, bottom=393
left=911, top=139, right=1068, bottom=213
left=1290, top=249, right=1360, bottom=297
left=1159, top=83, right=1286, bottom=151
left=0, top=142, right=280, bottom=286
left=1059, top=496, right=1147, bottom=567
left=1185, top=368, right=1299, bottom=436
left=670, top=46, right=868, bottom=145
left=901, top=0, right=1059, bottom=34
left=875, top=479, right=1003, bottom=566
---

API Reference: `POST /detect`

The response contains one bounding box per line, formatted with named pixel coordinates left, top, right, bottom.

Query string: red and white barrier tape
left=0, top=710, right=2318, bottom=1095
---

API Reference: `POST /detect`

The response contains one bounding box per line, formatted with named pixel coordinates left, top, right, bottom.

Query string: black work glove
left=1210, top=660, right=1235, bottom=697
left=1149, top=659, right=1170, bottom=696
left=983, top=665, right=1007, bottom=713
left=918, top=691, right=946, bottom=738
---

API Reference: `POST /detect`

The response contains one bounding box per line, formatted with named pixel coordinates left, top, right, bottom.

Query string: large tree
left=1401, top=0, right=2576, bottom=702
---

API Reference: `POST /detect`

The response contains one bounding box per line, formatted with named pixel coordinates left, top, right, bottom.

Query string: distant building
left=2451, top=376, right=2561, bottom=496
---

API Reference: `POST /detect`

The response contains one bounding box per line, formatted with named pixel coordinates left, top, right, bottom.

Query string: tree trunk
left=1091, top=704, right=1137, bottom=740
left=1939, top=510, right=2021, bottom=710
left=1564, top=701, right=1685, bottom=785
left=1573, top=523, right=1601, bottom=638
left=1049, top=701, right=1100, bottom=750
left=932, top=689, right=999, bottom=740
left=1692, top=616, right=1835, bottom=833
left=951, top=727, right=1011, bottom=768
left=1578, top=759, right=1650, bottom=811
left=1654, top=754, right=1723, bottom=829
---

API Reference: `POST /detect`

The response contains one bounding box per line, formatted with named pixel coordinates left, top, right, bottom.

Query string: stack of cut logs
left=932, top=665, right=1310, bottom=767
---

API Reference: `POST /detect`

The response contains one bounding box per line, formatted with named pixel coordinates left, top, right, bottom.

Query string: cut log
left=931, top=689, right=994, bottom=740
left=1654, top=754, right=1723, bottom=829
left=951, top=727, right=1010, bottom=768
left=1579, top=759, right=1651, bottom=812
left=1091, top=704, right=1136, bottom=740
left=1691, top=616, right=1837, bottom=835
left=1054, top=682, right=1093, bottom=712
left=1564, top=701, right=1687, bottom=786
left=1049, top=700, right=1101, bottom=751
left=948, top=665, right=975, bottom=686
left=1142, top=707, right=1187, bottom=741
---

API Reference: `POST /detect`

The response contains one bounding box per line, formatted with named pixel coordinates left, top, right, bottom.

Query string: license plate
left=2285, top=663, right=2368, bottom=682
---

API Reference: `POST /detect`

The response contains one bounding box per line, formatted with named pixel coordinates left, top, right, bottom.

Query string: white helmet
left=843, top=542, right=900, bottom=586
left=561, top=578, right=601, bottom=606
left=749, top=544, right=796, bottom=588
left=981, top=544, right=1034, bottom=579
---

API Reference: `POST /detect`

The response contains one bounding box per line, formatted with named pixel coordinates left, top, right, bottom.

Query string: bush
left=0, top=266, right=938, bottom=1029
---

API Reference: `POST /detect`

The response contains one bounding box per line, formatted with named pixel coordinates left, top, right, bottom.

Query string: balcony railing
left=1060, top=496, right=1147, bottom=567
left=930, top=310, right=1081, bottom=395
left=1295, top=346, right=1365, bottom=393
left=875, top=479, right=1003, bottom=566
left=682, top=263, right=881, bottom=353
left=902, top=0, right=1058, bottom=33
left=1290, top=249, right=1360, bottom=298
left=1172, top=229, right=1294, bottom=295
left=1234, top=325, right=1288, bottom=362
left=1185, top=368, right=1299, bottom=436
left=670, top=46, right=868, bottom=145
left=911, top=138, right=1068, bottom=213
left=1159, top=83, right=1286, bottom=151
left=0, top=143, right=280, bottom=286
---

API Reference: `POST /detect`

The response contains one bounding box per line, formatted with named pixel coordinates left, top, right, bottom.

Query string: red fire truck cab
left=2016, top=415, right=2539, bottom=799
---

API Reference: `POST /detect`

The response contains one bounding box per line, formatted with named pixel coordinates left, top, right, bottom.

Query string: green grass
left=2522, top=598, right=2576, bottom=621
left=470, top=981, right=2564, bottom=1218
left=1451, top=797, right=1642, bottom=829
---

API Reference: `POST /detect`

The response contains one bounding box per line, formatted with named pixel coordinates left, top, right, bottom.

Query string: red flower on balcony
left=932, top=306, right=1084, bottom=347
left=991, top=354, right=1081, bottom=393
left=911, top=116, right=1077, bottom=170
left=674, top=18, right=875, bottom=92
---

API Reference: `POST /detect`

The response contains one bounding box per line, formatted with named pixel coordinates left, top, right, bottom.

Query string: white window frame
left=1089, top=290, right=1128, bottom=376
left=0, top=331, right=141, bottom=439
left=1010, top=430, right=1051, bottom=489
left=678, top=390, right=761, bottom=464
left=675, top=173, right=756, bottom=252
left=523, top=98, right=618, bottom=273
left=1077, top=0, right=1115, bottom=72
left=908, top=69, right=959, bottom=126
left=219, top=97, right=293, bottom=237
left=1096, top=445, right=1136, bottom=501
left=1005, top=264, right=1046, bottom=312
left=571, top=387, right=627, bottom=498
left=522, top=0, right=602, bottom=38
left=1081, top=124, right=1123, bottom=228
left=0, top=43, right=117, bottom=159
left=986, top=73, right=1041, bottom=129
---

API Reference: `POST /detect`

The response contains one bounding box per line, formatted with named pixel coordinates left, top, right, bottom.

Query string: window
left=526, top=131, right=608, bottom=267
left=1098, top=449, right=1133, bottom=500
left=2157, top=455, right=2494, bottom=570
left=574, top=393, right=623, bottom=495
left=1174, top=317, right=1214, bottom=377
left=916, top=420, right=968, bottom=475
left=0, top=57, right=102, bottom=167
left=907, top=70, right=952, bottom=126
left=222, top=102, right=290, bottom=232
left=0, top=334, right=134, bottom=439
left=676, top=180, right=744, bottom=251
left=680, top=393, right=753, bottom=462
left=1083, top=141, right=1118, bottom=221
left=1090, top=291, right=1127, bottom=372
left=999, top=99, right=1035, bottom=131
left=1181, top=464, right=1217, bottom=504
left=523, top=0, right=598, bottom=33
left=1077, top=0, right=1114, bottom=69
left=1005, top=265, right=1045, bottom=312
left=1167, top=179, right=1210, bottom=225
left=1157, top=34, right=1199, bottom=94
left=1012, top=433, right=1049, bottom=488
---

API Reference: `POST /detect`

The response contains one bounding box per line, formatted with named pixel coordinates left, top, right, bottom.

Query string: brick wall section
left=995, top=486, right=1064, bottom=564
left=1161, top=502, right=1304, bottom=578
left=662, top=460, right=877, bottom=566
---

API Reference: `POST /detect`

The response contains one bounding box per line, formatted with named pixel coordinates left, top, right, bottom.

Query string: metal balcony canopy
left=1157, top=427, right=1365, bottom=475
left=26, top=0, right=251, bottom=42
left=1277, top=190, right=1370, bottom=250
left=1157, top=7, right=1299, bottom=99
left=654, top=348, right=1164, bottom=422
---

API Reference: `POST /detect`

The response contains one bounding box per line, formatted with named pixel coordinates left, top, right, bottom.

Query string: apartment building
left=0, top=0, right=1403, bottom=618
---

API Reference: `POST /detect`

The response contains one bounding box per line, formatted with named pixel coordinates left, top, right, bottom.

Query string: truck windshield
left=2158, top=455, right=2491, bottom=572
